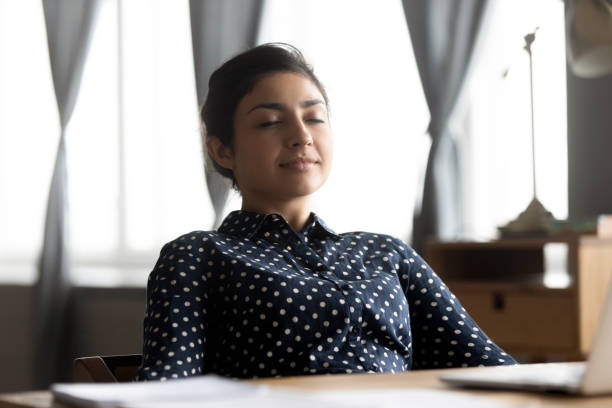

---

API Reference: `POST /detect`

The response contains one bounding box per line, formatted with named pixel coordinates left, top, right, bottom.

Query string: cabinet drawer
left=452, top=289, right=577, bottom=350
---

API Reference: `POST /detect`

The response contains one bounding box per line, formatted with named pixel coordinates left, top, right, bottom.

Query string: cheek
left=320, top=131, right=333, bottom=163
left=234, top=138, right=275, bottom=168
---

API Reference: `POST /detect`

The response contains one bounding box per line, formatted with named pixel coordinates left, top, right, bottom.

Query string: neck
left=241, top=194, right=312, bottom=232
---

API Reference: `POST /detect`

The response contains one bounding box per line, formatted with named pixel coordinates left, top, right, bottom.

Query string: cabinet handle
left=492, top=293, right=505, bottom=311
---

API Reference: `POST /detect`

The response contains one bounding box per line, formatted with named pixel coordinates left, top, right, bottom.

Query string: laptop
left=439, top=284, right=612, bottom=395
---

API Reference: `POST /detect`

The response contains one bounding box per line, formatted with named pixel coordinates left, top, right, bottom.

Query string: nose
left=287, top=118, right=313, bottom=148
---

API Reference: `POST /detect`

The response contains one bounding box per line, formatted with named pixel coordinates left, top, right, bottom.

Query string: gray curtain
left=402, top=0, right=490, bottom=253
left=34, top=0, right=100, bottom=387
left=190, top=0, right=263, bottom=228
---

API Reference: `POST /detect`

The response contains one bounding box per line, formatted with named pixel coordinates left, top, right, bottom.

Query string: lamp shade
left=567, top=0, right=612, bottom=77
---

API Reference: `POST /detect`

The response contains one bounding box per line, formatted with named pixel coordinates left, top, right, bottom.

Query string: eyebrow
left=247, top=99, right=324, bottom=114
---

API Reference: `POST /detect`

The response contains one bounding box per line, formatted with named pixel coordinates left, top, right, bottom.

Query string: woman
left=135, top=43, right=516, bottom=381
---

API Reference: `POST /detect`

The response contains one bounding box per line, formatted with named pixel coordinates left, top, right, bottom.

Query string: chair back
left=74, top=354, right=142, bottom=382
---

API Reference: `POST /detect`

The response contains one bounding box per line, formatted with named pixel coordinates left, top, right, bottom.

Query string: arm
left=394, top=241, right=517, bottom=369
left=134, top=235, right=208, bottom=381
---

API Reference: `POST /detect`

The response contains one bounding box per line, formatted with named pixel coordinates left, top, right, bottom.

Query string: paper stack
left=52, top=375, right=519, bottom=408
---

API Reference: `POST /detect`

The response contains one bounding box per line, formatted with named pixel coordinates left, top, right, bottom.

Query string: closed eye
left=307, top=118, right=325, bottom=124
left=259, top=120, right=281, bottom=127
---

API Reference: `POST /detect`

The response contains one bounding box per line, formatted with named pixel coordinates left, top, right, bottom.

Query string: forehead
left=238, top=72, right=325, bottom=109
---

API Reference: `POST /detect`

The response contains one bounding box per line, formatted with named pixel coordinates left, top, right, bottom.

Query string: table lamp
left=498, top=28, right=556, bottom=237
left=499, top=0, right=612, bottom=237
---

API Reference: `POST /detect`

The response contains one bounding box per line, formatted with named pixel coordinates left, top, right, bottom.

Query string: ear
left=206, top=136, right=234, bottom=170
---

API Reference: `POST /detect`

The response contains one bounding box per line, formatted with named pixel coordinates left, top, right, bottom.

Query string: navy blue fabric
left=135, top=210, right=516, bottom=381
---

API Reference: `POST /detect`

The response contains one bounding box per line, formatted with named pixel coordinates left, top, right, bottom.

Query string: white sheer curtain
left=0, top=0, right=58, bottom=283
left=66, top=0, right=212, bottom=285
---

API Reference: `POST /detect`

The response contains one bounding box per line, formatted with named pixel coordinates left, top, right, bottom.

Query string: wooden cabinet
left=425, top=236, right=612, bottom=361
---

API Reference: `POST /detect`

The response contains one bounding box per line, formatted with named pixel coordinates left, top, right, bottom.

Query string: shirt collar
left=218, top=210, right=340, bottom=240
left=304, top=213, right=340, bottom=239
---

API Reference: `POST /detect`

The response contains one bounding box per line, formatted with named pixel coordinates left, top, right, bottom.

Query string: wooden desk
left=3, top=366, right=612, bottom=408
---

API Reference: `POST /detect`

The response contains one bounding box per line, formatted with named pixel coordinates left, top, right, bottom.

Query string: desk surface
left=2, top=367, right=612, bottom=408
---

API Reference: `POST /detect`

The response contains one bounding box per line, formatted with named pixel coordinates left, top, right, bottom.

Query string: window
left=462, top=0, right=567, bottom=239
left=256, top=0, right=429, bottom=239
left=67, top=0, right=210, bottom=285
left=0, top=0, right=567, bottom=285
left=0, top=0, right=211, bottom=285
left=69, top=0, right=427, bottom=286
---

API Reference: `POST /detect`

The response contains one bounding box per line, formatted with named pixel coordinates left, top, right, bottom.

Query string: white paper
left=51, top=375, right=264, bottom=408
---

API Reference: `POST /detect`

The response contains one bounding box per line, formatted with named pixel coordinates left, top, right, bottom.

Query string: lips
left=279, top=157, right=318, bottom=171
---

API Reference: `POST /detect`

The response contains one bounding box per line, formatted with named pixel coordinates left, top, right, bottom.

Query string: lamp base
left=498, top=197, right=555, bottom=238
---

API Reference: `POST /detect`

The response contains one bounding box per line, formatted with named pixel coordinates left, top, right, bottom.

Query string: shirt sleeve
left=393, top=240, right=518, bottom=369
left=134, top=235, right=208, bottom=381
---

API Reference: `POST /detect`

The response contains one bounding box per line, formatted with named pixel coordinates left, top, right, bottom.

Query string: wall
left=0, top=286, right=145, bottom=393
left=0, top=286, right=33, bottom=392
left=566, top=69, right=612, bottom=218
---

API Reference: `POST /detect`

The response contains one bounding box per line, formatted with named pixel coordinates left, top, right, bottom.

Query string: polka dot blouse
left=134, top=210, right=516, bottom=381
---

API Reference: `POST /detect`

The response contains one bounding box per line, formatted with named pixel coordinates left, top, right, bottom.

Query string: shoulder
left=147, top=230, right=230, bottom=289
left=150, top=231, right=222, bottom=276
left=159, top=230, right=231, bottom=254
left=164, top=230, right=219, bottom=245
left=154, top=229, right=246, bottom=270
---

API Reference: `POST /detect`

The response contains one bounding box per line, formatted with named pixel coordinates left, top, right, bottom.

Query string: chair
left=74, top=354, right=142, bottom=383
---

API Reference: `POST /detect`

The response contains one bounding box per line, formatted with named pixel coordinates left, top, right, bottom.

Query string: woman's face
left=229, top=72, right=333, bottom=203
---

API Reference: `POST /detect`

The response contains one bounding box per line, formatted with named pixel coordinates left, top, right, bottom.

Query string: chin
left=285, top=187, right=318, bottom=198
left=284, top=182, right=323, bottom=198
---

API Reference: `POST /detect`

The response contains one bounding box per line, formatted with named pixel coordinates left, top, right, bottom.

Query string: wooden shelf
left=425, top=235, right=612, bottom=361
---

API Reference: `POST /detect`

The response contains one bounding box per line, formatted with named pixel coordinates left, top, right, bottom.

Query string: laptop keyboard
left=501, top=363, right=586, bottom=386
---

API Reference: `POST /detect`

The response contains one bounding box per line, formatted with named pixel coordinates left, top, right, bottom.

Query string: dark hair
left=200, top=43, right=329, bottom=188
